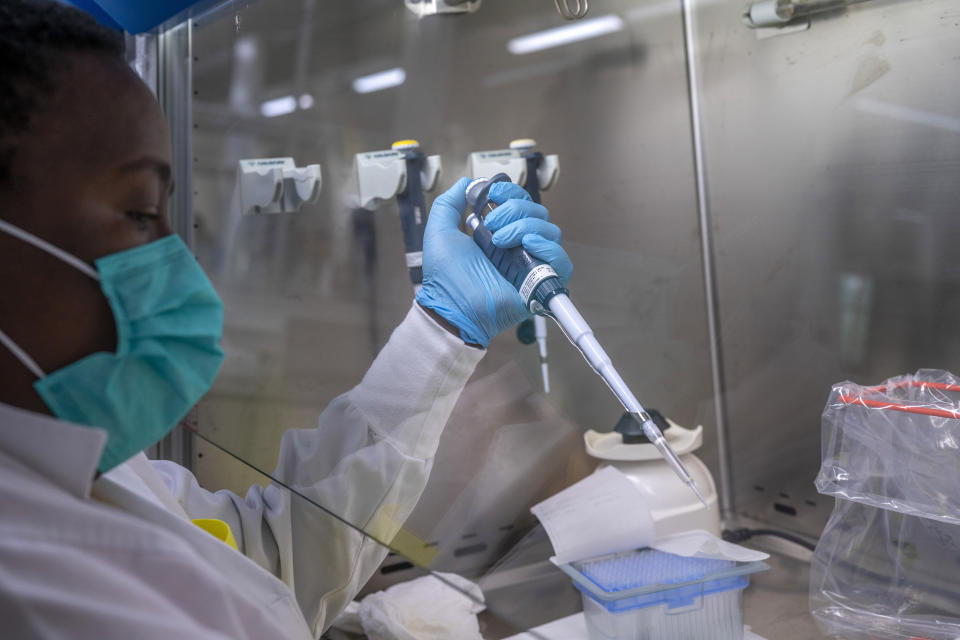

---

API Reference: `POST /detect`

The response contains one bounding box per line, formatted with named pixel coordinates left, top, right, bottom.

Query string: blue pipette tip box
left=553, top=549, right=769, bottom=640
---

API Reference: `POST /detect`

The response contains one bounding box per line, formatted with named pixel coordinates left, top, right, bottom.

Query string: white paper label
left=405, top=251, right=423, bottom=268
left=519, top=264, right=557, bottom=303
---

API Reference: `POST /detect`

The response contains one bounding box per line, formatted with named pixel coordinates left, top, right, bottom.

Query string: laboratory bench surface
left=479, top=548, right=828, bottom=639
left=743, top=551, right=827, bottom=640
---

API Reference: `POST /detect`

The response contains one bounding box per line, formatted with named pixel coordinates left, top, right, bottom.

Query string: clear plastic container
left=553, top=549, right=768, bottom=640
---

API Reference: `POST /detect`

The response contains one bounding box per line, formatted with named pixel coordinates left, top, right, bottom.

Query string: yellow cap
left=391, top=139, right=420, bottom=151
left=509, top=138, right=537, bottom=151
left=192, top=518, right=239, bottom=551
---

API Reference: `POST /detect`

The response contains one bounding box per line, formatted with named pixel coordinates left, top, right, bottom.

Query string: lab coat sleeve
left=152, top=302, right=484, bottom=636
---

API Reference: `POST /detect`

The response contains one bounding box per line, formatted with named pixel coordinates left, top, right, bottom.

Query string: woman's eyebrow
left=116, top=156, right=172, bottom=184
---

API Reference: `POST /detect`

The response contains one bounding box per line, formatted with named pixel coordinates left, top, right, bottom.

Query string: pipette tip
left=689, top=480, right=709, bottom=508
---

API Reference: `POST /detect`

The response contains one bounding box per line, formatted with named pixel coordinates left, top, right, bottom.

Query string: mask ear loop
left=0, top=328, right=46, bottom=378
left=0, top=218, right=101, bottom=379
left=0, top=218, right=100, bottom=281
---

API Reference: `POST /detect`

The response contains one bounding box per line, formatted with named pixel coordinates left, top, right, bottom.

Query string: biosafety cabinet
left=132, top=0, right=960, bottom=637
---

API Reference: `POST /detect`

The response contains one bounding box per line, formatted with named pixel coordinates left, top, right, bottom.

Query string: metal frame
left=681, top=0, right=734, bottom=517
left=159, top=21, right=196, bottom=248
left=127, top=32, right=159, bottom=95
left=154, top=22, right=196, bottom=468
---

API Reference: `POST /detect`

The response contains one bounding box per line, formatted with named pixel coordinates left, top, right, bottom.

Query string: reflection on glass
left=260, top=94, right=298, bottom=117
left=352, top=67, right=407, bottom=94
left=187, top=0, right=712, bottom=636
left=192, top=431, right=551, bottom=638
left=506, top=14, right=624, bottom=55
left=838, top=272, right=873, bottom=369
left=855, top=97, right=960, bottom=135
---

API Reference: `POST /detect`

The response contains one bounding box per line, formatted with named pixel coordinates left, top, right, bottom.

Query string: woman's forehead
left=15, top=52, right=170, bottom=187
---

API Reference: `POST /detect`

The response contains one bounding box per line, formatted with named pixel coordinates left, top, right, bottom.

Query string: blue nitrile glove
left=415, top=177, right=573, bottom=348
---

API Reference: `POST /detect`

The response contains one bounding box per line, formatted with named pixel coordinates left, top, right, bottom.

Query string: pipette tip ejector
left=465, top=174, right=708, bottom=507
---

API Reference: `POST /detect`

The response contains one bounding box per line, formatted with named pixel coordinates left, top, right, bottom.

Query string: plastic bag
left=811, top=370, right=960, bottom=640
left=811, top=499, right=960, bottom=639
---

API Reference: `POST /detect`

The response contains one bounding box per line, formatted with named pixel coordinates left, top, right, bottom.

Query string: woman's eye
left=126, top=211, right=160, bottom=228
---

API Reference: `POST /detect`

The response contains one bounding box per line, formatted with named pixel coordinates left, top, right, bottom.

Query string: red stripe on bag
left=837, top=393, right=960, bottom=419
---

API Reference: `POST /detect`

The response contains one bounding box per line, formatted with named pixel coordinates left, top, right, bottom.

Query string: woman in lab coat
left=0, top=2, right=572, bottom=638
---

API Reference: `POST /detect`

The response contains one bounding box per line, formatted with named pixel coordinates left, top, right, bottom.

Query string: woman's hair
left=0, top=0, right=124, bottom=184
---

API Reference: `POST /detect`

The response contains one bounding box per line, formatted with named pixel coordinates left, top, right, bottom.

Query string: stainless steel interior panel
left=691, top=0, right=960, bottom=536
left=185, top=0, right=716, bottom=588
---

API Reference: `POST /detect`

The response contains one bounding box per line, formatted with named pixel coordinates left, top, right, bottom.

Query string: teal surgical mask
left=0, top=220, right=224, bottom=472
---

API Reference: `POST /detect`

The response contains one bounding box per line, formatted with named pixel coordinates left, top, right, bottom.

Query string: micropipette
left=390, top=140, right=430, bottom=291
left=465, top=174, right=708, bottom=507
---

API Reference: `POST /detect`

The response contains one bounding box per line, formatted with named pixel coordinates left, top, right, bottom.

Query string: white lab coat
left=0, top=303, right=484, bottom=639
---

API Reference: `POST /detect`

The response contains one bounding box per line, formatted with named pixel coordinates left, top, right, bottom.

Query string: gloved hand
left=415, top=177, right=573, bottom=348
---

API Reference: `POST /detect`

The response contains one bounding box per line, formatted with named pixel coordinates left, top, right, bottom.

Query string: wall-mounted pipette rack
left=237, top=157, right=322, bottom=215
left=355, top=141, right=442, bottom=289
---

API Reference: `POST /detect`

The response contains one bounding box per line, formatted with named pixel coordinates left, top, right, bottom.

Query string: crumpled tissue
left=332, top=572, right=485, bottom=640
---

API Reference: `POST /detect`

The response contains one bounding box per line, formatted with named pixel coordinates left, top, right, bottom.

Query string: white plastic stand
left=405, top=0, right=481, bottom=18
left=354, top=149, right=441, bottom=209
left=237, top=157, right=322, bottom=215
left=468, top=149, right=559, bottom=191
